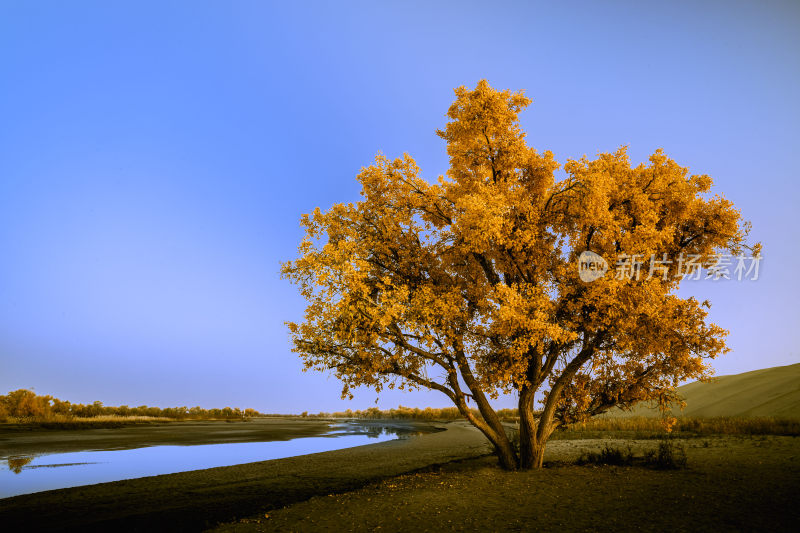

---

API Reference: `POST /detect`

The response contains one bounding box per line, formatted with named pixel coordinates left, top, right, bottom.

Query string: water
left=0, top=422, right=422, bottom=499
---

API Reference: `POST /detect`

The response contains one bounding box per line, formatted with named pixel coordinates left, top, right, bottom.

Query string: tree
left=282, top=80, right=758, bottom=469
left=0, top=389, right=53, bottom=419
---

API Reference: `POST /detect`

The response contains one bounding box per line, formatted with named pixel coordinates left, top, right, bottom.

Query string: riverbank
left=0, top=418, right=335, bottom=457
left=0, top=421, right=490, bottom=531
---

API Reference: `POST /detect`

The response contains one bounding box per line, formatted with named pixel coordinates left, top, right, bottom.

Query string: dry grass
left=1, top=414, right=178, bottom=429
left=555, top=415, right=800, bottom=439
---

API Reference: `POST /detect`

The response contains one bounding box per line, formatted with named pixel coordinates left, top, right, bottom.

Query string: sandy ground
left=0, top=421, right=489, bottom=531
left=212, top=435, right=800, bottom=533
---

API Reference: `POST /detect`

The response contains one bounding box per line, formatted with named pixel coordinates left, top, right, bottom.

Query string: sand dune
left=616, top=362, right=800, bottom=418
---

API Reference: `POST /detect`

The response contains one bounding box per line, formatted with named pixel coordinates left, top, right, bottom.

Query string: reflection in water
left=331, top=421, right=443, bottom=437
left=7, top=456, right=34, bottom=474
left=0, top=421, right=438, bottom=499
left=7, top=455, right=98, bottom=474
left=328, top=422, right=431, bottom=439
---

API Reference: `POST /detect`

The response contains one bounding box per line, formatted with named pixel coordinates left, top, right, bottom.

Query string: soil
left=212, top=435, right=800, bottom=533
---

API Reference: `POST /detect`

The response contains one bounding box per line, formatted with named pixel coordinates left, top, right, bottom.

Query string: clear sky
left=1, top=1, right=798, bottom=413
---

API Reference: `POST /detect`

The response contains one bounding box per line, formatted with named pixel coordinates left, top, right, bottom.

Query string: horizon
left=5, top=360, right=799, bottom=415
left=2, top=1, right=799, bottom=413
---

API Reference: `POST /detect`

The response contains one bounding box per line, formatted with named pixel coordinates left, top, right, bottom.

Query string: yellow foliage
left=282, top=80, right=756, bottom=468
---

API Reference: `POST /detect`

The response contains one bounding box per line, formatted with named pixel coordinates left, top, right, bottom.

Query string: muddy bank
left=0, top=421, right=490, bottom=532
left=0, top=418, right=340, bottom=457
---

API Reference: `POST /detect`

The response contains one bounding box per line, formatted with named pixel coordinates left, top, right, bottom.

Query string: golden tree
left=282, top=80, right=757, bottom=469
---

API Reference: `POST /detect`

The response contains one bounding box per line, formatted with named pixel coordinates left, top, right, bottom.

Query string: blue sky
left=1, top=1, right=798, bottom=413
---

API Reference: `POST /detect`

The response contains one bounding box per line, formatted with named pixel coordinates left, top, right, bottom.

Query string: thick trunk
left=518, top=387, right=550, bottom=469
left=478, top=408, right=518, bottom=470
left=518, top=424, right=549, bottom=469
left=493, top=438, right=518, bottom=470
left=517, top=338, right=601, bottom=467
left=529, top=442, right=545, bottom=468
left=461, top=410, right=518, bottom=470
left=449, top=382, right=518, bottom=470
left=518, top=387, right=537, bottom=469
left=464, top=408, right=518, bottom=470
left=448, top=353, right=519, bottom=470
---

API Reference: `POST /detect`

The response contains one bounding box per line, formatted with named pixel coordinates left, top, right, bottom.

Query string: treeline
left=0, top=389, right=262, bottom=423
left=304, top=405, right=520, bottom=421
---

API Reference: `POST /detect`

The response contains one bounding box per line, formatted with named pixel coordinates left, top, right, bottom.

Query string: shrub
left=577, top=445, right=635, bottom=466
left=648, top=439, right=688, bottom=469
left=576, top=441, right=688, bottom=469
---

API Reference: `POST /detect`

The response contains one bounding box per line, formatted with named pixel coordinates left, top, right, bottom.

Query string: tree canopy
left=282, top=80, right=757, bottom=469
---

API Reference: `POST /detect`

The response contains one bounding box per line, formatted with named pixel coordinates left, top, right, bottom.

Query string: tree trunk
left=518, top=385, right=552, bottom=469
left=479, top=413, right=518, bottom=470
left=465, top=412, right=518, bottom=470
left=452, top=392, right=518, bottom=470
left=529, top=442, right=545, bottom=468
left=472, top=412, right=518, bottom=470
left=518, top=387, right=538, bottom=469
left=448, top=356, right=519, bottom=470
left=493, top=439, right=518, bottom=470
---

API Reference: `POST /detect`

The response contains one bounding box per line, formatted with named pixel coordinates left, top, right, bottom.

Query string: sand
left=607, top=362, right=800, bottom=418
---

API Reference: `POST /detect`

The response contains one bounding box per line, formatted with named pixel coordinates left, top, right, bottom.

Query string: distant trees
left=305, top=405, right=520, bottom=421
left=0, top=389, right=53, bottom=418
left=0, top=389, right=262, bottom=422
